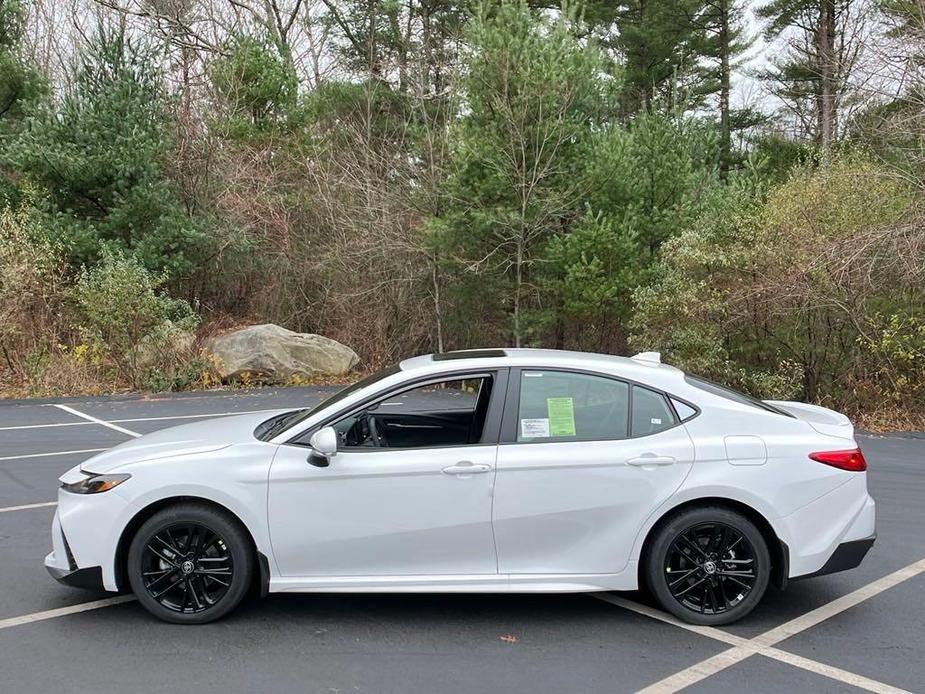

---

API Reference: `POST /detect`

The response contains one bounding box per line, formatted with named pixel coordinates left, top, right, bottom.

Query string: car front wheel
left=127, top=503, right=253, bottom=624
left=645, top=506, right=770, bottom=626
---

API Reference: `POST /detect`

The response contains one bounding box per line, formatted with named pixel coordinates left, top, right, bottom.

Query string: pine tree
left=0, top=0, right=45, bottom=202
left=698, top=0, right=753, bottom=175
left=757, top=0, right=865, bottom=151
left=612, top=0, right=709, bottom=116
left=432, top=1, right=608, bottom=347
left=6, top=25, right=212, bottom=277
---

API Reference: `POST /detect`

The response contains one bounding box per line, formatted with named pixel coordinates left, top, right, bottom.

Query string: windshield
left=684, top=375, right=794, bottom=417
left=254, top=363, right=403, bottom=441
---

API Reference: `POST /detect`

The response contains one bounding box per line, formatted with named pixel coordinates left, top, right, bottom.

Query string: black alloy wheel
left=140, top=523, right=234, bottom=614
left=664, top=522, right=757, bottom=615
left=645, top=506, right=770, bottom=626
left=128, top=503, right=253, bottom=624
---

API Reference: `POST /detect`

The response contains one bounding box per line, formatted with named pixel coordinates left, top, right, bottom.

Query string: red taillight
left=809, top=448, right=867, bottom=472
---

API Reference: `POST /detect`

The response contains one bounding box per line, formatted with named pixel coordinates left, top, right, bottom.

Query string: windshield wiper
left=257, top=409, right=306, bottom=441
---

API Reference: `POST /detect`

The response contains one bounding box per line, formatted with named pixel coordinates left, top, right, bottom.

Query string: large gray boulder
left=206, top=324, right=359, bottom=382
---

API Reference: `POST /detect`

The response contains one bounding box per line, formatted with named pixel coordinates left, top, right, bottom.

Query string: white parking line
left=0, top=421, right=88, bottom=431
left=752, top=557, right=925, bottom=647
left=50, top=404, right=141, bottom=437
left=0, top=595, right=136, bottom=631
left=0, top=447, right=107, bottom=462
left=0, top=501, right=56, bottom=514
left=109, top=408, right=280, bottom=424
left=593, top=593, right=911, bottom=693
left=612, top=557, right=925, bottom=693
left=763, top=648, right=912, bottom=694
left=0, top=407, right=281, bottom=431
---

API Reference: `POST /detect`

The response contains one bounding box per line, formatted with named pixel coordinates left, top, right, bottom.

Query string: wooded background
left=1, top=0, right=924, bottom=426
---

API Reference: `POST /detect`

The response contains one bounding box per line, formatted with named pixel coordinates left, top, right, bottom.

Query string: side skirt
left=268, top=567, right=638, bottom=594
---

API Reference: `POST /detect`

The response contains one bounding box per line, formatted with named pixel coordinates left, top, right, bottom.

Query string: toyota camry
left=46, top=348, right=876, bottom=625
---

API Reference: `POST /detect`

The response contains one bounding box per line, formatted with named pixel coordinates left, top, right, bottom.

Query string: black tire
left=645, top=506, right=770, bottom=626
left=127, top=503, right=253, bottom=624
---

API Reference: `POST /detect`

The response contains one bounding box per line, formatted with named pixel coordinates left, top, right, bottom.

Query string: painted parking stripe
left=598, top=593, right=912, bottom=693
left=0, top=447, right=108, bottom=462
left=0, top=421, right=89, bottom=432
left=51, top=404, right=141, bottom=437
left=0, top=596, right=136, bottom=631
left=0, top=407, right=281, bottom=431
left=592, top=593, right=745, bottom=645
left=760, top=648, right=912, bottom=694
left=752, top=557, right=925, bottom=647
left=628, top=557, right=925, bottom=693
left=0, top=501, right=56, bottom=514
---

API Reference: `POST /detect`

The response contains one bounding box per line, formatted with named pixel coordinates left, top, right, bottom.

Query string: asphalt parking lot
left=1, top=387, right=923, bottom=693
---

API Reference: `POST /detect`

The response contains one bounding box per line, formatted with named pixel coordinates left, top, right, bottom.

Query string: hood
left=79, top=409, right=291, bottom=474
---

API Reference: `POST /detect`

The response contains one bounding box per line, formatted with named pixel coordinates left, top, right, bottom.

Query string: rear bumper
left=795, top=534, right=876, bottom=580
left=777, top=475, right=876, bottom=578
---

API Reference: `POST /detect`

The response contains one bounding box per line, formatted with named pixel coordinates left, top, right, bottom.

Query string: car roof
left=399, top=348, right=686, bottom=390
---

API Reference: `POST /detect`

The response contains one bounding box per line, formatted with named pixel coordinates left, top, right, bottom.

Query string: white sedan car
left=46, top=349, right=876, bottom=625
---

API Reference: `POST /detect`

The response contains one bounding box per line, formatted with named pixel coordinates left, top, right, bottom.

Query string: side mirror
left=308, top=426, right=338, bottom=467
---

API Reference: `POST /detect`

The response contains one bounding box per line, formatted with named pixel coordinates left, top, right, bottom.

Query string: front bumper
left=45, top=508, right=114, bottom=592
left=45, top=559, right=107, bottom=591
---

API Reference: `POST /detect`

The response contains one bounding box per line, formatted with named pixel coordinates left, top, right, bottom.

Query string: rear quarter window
left=631, top=385, right=678, bottom=437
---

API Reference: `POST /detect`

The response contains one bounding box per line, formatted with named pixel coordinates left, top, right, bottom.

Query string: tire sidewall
left=646, top=506, right=770, bottom=626
left=127, top=503, right=253, bottom=624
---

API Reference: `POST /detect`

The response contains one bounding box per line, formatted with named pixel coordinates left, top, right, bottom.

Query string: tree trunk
left=817, top=0, right=837, bottom=153
left=513, top=233, right=524, bottom=348
left=718, top=0, right=732, bottom=177
left=431, top=252, right=444, bottom=353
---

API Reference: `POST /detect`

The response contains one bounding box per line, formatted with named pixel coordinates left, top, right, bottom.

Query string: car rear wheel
left=645, top=506, right=770, bottom=626
left=127, top=503, right=253, bottom=624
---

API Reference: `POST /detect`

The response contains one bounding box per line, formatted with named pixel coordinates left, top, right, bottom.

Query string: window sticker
left=651, top=417, right=662, bottom=425
left=524, top=372, right=544, bottom=378
left=547, top=397, right=576, bottom=437
left=521, top=418, right=550, bottom=438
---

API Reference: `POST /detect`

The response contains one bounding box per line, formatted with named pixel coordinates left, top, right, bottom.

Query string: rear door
left=492, top=368, right=695, bottom=575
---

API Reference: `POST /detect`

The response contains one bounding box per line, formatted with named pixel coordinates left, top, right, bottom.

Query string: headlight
left=61, top=472, right=131, bottom=494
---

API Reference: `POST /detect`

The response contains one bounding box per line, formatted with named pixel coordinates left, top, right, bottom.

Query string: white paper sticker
left=650, top=418, right=662, bottom=425
left=521, top=418, right=550, bottom=438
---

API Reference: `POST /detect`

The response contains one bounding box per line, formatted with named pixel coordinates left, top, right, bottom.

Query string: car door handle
left=442, top=461, right=492, bottom=475
left=626, top=455, right=676, bottom=467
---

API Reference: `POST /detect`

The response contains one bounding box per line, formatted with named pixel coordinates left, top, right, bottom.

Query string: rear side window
left=517, top=370, right=629, bottom=442
left=631, top=385, right=678, bottom=437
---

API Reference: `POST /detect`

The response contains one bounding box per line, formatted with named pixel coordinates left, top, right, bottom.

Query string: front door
left=268, top=371, right=506, bottom=577
left=492, top=368, right=695, bottom=575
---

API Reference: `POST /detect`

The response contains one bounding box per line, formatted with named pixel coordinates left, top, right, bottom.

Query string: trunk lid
left=764, top=400, right=855, bottom=441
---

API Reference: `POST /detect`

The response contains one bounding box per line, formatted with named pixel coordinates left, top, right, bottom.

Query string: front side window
left=517, top=370, right=629, bottom=442
left=332, top=376, right=493, bottom=449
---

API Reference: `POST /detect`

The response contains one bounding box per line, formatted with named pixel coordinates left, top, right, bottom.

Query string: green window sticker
left=547, top=397, right=576, bottom=437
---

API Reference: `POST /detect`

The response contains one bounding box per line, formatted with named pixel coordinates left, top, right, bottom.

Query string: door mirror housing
left=308, top=426, right=338, bottom=467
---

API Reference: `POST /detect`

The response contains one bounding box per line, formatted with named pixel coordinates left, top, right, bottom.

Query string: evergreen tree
left=612, top=0, right=709, bottom=116
left=7, top=25, right=212, bottom=277
left=432, top=0, right=608, bottom=347
left=698, top=0, right=754, bottom=175
left=757, top=0, right=865, bottom=151
left=0, top=0, right=45, bottom=200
